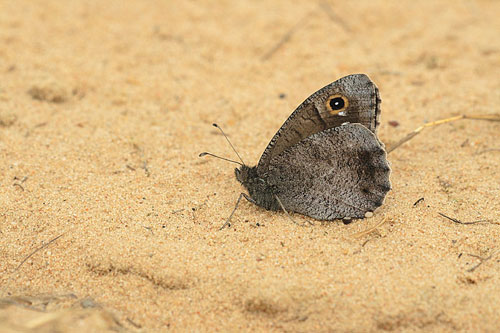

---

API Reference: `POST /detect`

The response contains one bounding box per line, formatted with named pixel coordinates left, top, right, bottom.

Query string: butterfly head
left=236, top=164, right=265, bottom=185
left=235, top=164, right=278, bottom=211
left=235, top=164, right=252, bottom=184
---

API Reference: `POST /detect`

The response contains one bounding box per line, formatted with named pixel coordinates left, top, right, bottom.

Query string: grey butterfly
left=201, top=74, right=391, bottom=228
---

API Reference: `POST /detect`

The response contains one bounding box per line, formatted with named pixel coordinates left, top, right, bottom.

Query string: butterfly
left=201, top=74, right=391, bottom=228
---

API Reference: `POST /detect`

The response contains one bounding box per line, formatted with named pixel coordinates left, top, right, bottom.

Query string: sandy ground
left=1, top=0, right=500, bottom=332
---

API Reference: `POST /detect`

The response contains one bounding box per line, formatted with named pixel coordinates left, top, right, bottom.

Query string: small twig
left=142, top=161, right=150, bottom=177
left=132, top=144, right=151, bottom=177
left=261, top=10, right=313, bottom=61
left=127, top=317, right=142, bottom=328
left=438, top=212, right=492, bottom=225
left=351, top=217, right=388, bottom=238
left=476, top=148, right=500, bottom=155
left=387, top=114, right=500, bottom=154
left=13, top=232, right=67, bottom=273
left=142, top=226, right=154, bottom=235
left=13, top=176, right=28, bottom=191
left=413, top=197, right=424, bottom=207
left=2, top=231, right=71, bottom=297
left=25, top=122, right=47, bottom=137
left=465, top=253, right=484, bottom=260
left=319, top=1, right=351, bottom=32
left=465, top=251, right=497, bottom=272
left=12, top=183, right=24, bottom=191
left=361, top=238, right=374, bottom=247
left=13, top=176, right=28, bottom=183
left=191, top=201, right=208, bottom=222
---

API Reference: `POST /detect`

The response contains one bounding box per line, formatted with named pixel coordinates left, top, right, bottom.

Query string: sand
left=1, top=0, right=499, bottom=332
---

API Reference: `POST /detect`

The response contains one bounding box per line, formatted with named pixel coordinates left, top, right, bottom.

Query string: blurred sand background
left=1, top=0, right=499, bottom=331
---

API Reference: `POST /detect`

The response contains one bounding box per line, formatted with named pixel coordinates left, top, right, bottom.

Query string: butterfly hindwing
left=266, top=124, right=390, bottom=219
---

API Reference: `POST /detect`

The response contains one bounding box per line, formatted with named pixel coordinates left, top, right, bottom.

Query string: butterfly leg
left=274, top=195, right=313, bottom=226
left=219, top=193, right=256, bottom=230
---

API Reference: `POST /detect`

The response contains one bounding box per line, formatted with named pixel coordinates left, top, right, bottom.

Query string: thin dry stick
left=438, top=212, right=494, bottom=225
left=319, top=1, right=351, bottom=32
left=413, top=197, right=425, bottom=207
left=262, top=2, right=353, bottom=61
left=12, top=183, right=24, bottom=191
left=351, top=217, right=388, bottom=238
left=476, top=148, right=500, bottom=155
left=1, top=231, right=69, bottom=297
left=386, top=114, right=500, bottom=154
left=13, top=232, right=67, bottom=273
left=465, top=250, right=497, bottom=272
left=261, top=10, right=313, bottom=61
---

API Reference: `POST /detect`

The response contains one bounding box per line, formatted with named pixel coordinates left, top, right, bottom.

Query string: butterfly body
left=235, top=165, right=281, bottom=211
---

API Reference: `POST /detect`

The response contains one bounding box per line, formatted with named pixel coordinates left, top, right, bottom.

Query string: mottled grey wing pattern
left=266, top=124, right=391, bottom=219
left=257, top=74, right=380, bottom=177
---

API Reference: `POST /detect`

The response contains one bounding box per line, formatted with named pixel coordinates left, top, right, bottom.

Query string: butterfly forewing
left=256, top=74, right=380, bottom=177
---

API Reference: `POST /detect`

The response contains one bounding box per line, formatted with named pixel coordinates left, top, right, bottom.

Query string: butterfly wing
left=266, top=123, right=390, bottom=219
left=257, top=74, right=380, bottom=177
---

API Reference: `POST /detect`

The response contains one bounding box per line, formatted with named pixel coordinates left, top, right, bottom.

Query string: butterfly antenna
left=212, top=123, right=245, bottom=165
left=199, top=152, right=242, bottom=166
